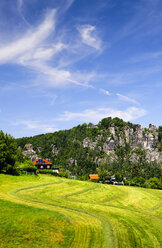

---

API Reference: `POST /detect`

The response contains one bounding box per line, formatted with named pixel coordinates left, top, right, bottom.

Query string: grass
left=0, top=174, right=161, bottom=248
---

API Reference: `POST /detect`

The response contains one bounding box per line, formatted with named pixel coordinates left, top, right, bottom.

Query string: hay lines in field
left=0, top=175, right=161, bottom=248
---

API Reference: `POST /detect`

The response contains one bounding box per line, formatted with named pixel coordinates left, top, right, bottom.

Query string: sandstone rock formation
left=83, top=137, right=97, bottom=150
left=51, top=144, right=59, bottom=155
left=68, top=158, right=77, bottom=166
left=82, top=124, right=162, bottom=163
left=22, top=144, right=35, bottom=157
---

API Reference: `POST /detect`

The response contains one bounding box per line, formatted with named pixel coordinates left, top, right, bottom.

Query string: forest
left=15, top=117, right=162, bottom=189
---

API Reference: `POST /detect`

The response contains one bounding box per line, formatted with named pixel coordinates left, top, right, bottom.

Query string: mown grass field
left=0, top=174, right=161, bottom=248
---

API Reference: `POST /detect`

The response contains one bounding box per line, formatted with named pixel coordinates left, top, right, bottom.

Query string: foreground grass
left=0, top=174, right=161, bottom=248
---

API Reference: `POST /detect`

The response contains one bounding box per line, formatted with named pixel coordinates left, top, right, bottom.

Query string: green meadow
left=0, top=174, right=161, bottom=248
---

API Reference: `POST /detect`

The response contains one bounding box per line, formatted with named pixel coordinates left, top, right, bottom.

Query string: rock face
left=68, top=158, right=77, bottom=166
left=22, top=144, right=38, bottom=161
left=21, top=123, right=161, bottom=165
left=83, top=137, right=97, bottom=150
left=22, top=143, right=59, bottom=161
left=94, top=157, right=107, bottom=165
left=37, top=147, right=43, bottom=153
left=51, top=144, right=59, bottom=155
left=82, top=124, right=162, bottom=163
left=103, top=137, right=115, bottom=155
left=22, top=144, right=35, bottom=157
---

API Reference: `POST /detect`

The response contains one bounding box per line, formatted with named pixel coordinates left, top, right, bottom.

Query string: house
left=89, top=174, right=99, bottom=180
left=33, top=158, right=52, bottom=169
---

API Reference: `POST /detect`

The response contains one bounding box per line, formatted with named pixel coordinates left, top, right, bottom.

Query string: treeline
left=97, top=160, right=162, bottom=189
left=0, top=115, right=162, bottom=189
left=16, top=118, right=162, bottom=189
left=0, top=130, right=36, bottom=175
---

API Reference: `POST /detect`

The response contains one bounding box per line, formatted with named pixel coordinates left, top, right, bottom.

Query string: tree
left=99, top=117, right=112, bottom=129
left=0, top=131, right=20, bottom=174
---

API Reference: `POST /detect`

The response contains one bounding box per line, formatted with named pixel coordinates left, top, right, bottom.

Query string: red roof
left=89, top=174, right=99, bottom=180
left=33, top=159, right=52, bottom=165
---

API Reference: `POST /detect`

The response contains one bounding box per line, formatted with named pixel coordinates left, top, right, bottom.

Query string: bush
left=78, top=175, right=89, bottom=181
left=130, top=176, right=146, bottom=187
left=3, top=164, right=19, bottom=175
left=90, top=179, right=100, bottom=183
left=147, top=177, right=162, bottom=189
left=38, top=169, right=58, bottom=176
left=59, top=169, right=70, bottom=178
left=15, top=160, right=37, bottom=175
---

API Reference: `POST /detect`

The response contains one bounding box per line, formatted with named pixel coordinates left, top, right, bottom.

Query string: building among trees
left=33, top=158, right=52, bottom=169
left=89, top=174, right=99, bottom=180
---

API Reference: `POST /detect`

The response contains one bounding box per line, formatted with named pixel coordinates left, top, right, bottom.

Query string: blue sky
left=0, top=0, right=162, bottom=137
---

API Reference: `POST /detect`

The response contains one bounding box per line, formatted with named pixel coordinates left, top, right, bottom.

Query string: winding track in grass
left=11, top=181, right=114, bottom=248
left=0, top=175, right=161, bottom=248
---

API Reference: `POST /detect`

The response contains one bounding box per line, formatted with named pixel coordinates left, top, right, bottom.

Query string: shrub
left=147, top=177, right=162, bottom=189
left=15, top=160, right=37, bottom=175
left=130, top=176, right=146, bottom=187
left=38, top=169, right=58, bottom=176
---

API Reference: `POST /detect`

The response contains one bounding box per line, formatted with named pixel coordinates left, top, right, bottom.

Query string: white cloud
left=14, top=120, right=57, bottom=133
left=77, top=25, right=101, bottom=50
left=0, top=8, right=97, bottom=89
left=116, top=93, right=139, bottom=105
left=12, top=106, right=147, bottom=135
left=100, top=88, right=111, bottom=96
left=0, top=9, right=56, bottom=64
left=64, top=0, right=76, bottom=11
left=33, top=64, right=93, bottom=88
left=57, top=107, right=147, bottom=123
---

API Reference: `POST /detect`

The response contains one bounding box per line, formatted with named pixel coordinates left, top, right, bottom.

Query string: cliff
left=83, top=123, right=162, bottom=163
left=16, top=117, right=162, bottom=178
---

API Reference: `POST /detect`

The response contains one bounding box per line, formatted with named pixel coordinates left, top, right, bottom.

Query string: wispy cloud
left=0, top=7, right=101, bottom=89
left=64, top=0, right=76, bottom=11
left=56, top=107, right=147, bottom=123
left=14, top=120, right=58, bottom=133
left=100, top=88, right=111, bottom=96
left=116, top=93, right=139, bottom=105
left=17, top=0, right=23, bottom=9
left=14, top=106, right=147, bottom=135
left=130, top=51, right=162, bottom=63
left=77, top=25, right=102, bottom=51
left=0, top=9, right=56, bottom=64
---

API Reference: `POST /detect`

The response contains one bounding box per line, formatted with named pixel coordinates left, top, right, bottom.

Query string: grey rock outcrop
left=103, top=137, right=115, bottom=155
left=109, top=125, right=116, bottom=136
left=124, top=126, right=134, bottom=143
left=37, top=147, right=43, bottom=153
left=129, top=153, right=139, bottom=163
left=83, top=137, right=97, bottom=150
left=68, top=158, right=77, bottom=166
left=51, top=144, right=59, bottom=155
left=84, top=123, right=161, bottom=163
left=94, top=157, right=107, bottom=165
left=22, top=143, right=38, bottom=161
left=22, top=144, right=35, bottom=157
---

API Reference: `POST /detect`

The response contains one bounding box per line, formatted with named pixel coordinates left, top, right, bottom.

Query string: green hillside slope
left=16, top=117, right=162, bottom=184
left=0, top=174, right=161, bottom=248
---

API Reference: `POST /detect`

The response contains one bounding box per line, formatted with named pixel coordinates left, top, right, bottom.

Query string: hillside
left=0, top=174, right=161, bottom=248
left=16, top=117, right=162, bottom=181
